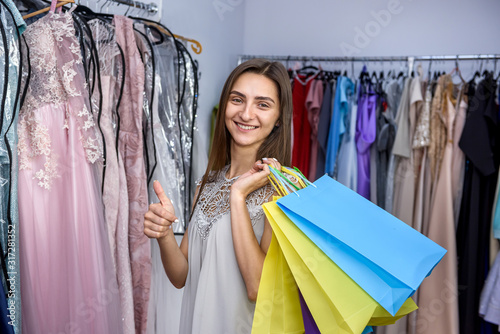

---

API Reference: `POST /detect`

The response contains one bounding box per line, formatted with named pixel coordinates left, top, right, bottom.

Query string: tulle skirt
left=19, top=103, right=122, bottom=334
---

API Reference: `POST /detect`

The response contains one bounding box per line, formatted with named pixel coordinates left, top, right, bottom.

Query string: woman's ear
left=275, top=120, right=280, bottom=127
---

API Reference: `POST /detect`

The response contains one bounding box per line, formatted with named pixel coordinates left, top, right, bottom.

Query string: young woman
left=143, top=59, right=293, bottom=333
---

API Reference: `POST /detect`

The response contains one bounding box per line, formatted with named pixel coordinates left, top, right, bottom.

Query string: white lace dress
left=179, top=166, right=274, bottom=334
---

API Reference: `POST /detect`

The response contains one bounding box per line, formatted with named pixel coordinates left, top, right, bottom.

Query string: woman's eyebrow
left=229, top=90, right=245, bottom=98
left=255, top=96, right=275, bottom=104
left=230, top=90, right=275, bottom=104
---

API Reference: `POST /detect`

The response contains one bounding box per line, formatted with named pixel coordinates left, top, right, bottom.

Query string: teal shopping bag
left=276, top=174, right=446, bottom=316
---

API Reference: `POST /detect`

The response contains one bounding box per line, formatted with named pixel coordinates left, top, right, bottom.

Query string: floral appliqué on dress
left=17, top=11, right=102, bottom=190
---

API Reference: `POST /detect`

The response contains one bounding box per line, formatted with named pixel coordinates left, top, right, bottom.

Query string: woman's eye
left=232, top=97, right=242, bottom=103
left=258, top=103, right=270, bottom=108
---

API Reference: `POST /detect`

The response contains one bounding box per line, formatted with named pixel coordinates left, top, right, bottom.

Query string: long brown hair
left=192, top=59, right=292, bottom=216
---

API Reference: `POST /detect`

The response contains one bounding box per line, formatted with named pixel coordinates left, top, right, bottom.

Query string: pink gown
left=114, top=15, right=151, bottom=333
left=89, top=19, right=135, bottom=334
left=18, top=11, right=122, bottom=334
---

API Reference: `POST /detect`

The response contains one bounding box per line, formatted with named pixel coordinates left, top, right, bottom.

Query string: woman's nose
left=239, top=104, right=254, bottom=121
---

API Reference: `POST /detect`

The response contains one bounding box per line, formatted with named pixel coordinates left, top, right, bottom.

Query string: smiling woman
left=225, top=72, right=281, bottom=152
left=143, top=59, right=293, bottom=333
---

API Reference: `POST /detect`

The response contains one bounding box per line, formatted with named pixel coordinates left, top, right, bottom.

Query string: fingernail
left=273, top=158, right=278, bottom=162
left=154, top=179, right=158, bottom=183
left=262, top=157, right=268, bottom=161
left=257, top=163, right=264, bottom=167
left=174, top=218, right=179, bottom=224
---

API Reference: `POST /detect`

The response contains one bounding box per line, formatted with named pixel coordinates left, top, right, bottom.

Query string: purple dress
left=355, top=88, right=377, bottom=199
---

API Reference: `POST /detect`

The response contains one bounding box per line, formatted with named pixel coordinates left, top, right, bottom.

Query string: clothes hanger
left=130, top=16, right=203, bottom=54
left=449, top=56, right=465, bottom=84
left=22, top=0, right=75, bottom=19
left=427, top=57, right=433, bottom=82
left=73, top=3, right=113, bottom=21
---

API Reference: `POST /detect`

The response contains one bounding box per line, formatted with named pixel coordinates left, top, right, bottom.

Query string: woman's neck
left=228, top=145, right=258, bottom=179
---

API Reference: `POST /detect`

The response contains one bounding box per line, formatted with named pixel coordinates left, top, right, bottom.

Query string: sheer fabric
left=0, top=1, right=25, bottom=332
left=18, top=11, right=122, bottom=334
left=89, top=18, right=136, bottom=334
left=114, top=15, right=151, bottom=334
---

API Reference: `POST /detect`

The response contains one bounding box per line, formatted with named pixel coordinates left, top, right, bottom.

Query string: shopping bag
left=298, top=290, right=321, bottom=334
left=252, top=232, right=304, bottom=334
left=276, top=174, right=447, bottom=315
left=263, top=199, right=417, bottom=333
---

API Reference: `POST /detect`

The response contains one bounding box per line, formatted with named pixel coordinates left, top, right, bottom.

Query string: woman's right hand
left=144, top=181, right=179, bottom=240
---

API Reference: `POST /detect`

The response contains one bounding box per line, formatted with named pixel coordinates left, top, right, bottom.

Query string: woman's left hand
left=230, top=158, right=281, bottom=200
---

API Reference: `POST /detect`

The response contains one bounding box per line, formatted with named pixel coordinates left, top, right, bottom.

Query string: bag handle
left=268, top=166, right=297, bottom=197
left=267, top=166, right=315, bottom=197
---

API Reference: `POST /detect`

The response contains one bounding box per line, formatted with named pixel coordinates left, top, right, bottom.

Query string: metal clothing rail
left=238, top=54, right=500, bottom=77
left=109, top=0, right=158, bottom=14
left=238, top=54, right=500, bottom=64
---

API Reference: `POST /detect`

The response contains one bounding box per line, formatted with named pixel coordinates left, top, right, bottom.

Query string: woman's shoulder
left=196, top=166, right=229, bottom=187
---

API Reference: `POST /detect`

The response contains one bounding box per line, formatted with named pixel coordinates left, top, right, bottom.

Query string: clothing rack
left=238, top=54, right=500, bottom=76
left=108, top=0, right=158, bottom=14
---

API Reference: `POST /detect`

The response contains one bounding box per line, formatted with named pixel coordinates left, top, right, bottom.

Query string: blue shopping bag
left=276, top=174, right=447, bottom=316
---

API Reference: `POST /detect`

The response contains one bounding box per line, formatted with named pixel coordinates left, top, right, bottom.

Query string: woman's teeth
left=237, top=123, right=257, bottom=130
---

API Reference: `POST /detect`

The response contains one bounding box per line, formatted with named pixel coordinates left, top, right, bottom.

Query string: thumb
left=153, top=180, right=171, bottom=208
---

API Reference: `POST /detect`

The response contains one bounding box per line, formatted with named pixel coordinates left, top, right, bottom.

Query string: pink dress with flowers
left=18, top=11, right=122, bottom=334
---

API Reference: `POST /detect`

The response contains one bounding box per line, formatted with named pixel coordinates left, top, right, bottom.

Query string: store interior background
left=150, top=0, right=500, bottom=331
left=161, top=0, right=500, bottom=159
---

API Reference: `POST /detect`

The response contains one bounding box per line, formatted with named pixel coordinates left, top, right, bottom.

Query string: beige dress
left=415, top=79, right=460, bottom=334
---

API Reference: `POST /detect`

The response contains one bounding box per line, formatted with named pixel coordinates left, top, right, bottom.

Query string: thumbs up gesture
left=144, top=181, right=179, bottom=240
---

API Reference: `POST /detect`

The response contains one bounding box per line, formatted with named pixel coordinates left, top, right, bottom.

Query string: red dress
left=292, top=75, right=315, bottom=178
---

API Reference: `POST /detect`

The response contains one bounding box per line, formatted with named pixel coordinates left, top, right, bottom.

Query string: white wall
left=243, top=0, right=500, bottom=57
left=161, top=0, right=246, bottom=156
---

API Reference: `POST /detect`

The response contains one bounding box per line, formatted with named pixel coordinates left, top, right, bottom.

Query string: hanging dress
left=416, top=77, right=460, bottom=334
left=384, top=77, right=408, bottom=214
left=355, top=83, right=377, bottom=199
left=375, top=79, right=400, bottom=210
left=391, top=77, right=421, bottom=228
left=140, top=24, right=185, bottom=334
left=480, top=250, right=500, bottom=330
left=325, top=76, right=351, bottom=177
left=336, top=83, right=358, bottom=191
left=315, top=81, right=333, bottom=179
left=18, top=10, right=122, bottom=333
left=0, top=1, right=25, bottom=332
left=457, top=74, right=500, bottom=334
left=451, top=91, right=467, bottom=226
left=114, top=15, right=151, bottom=334
left=306, top=79, right=323, bottom=181
left=292, top=75, right=315, bottom=178
left=88, top=18, right=135, bottom=334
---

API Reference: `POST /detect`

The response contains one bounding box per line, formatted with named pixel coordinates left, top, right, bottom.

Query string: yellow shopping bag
left=263, top=200, right=418, bottom=333
left=252, top=233, right=305, bottom=334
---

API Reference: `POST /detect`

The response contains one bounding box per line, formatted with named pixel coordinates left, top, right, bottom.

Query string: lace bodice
left=17, top=11, right=102, bottom=189
left=193, top=165, right=274, bottom=239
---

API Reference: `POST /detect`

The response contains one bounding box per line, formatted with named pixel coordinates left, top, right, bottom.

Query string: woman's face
left=225, top=72, right=280, bottom=153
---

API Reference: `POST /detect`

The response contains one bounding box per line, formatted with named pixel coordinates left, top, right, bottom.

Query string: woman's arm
left=230, top=159, right=280, bottom=301
left=144, top=181, right=191, bottom=289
